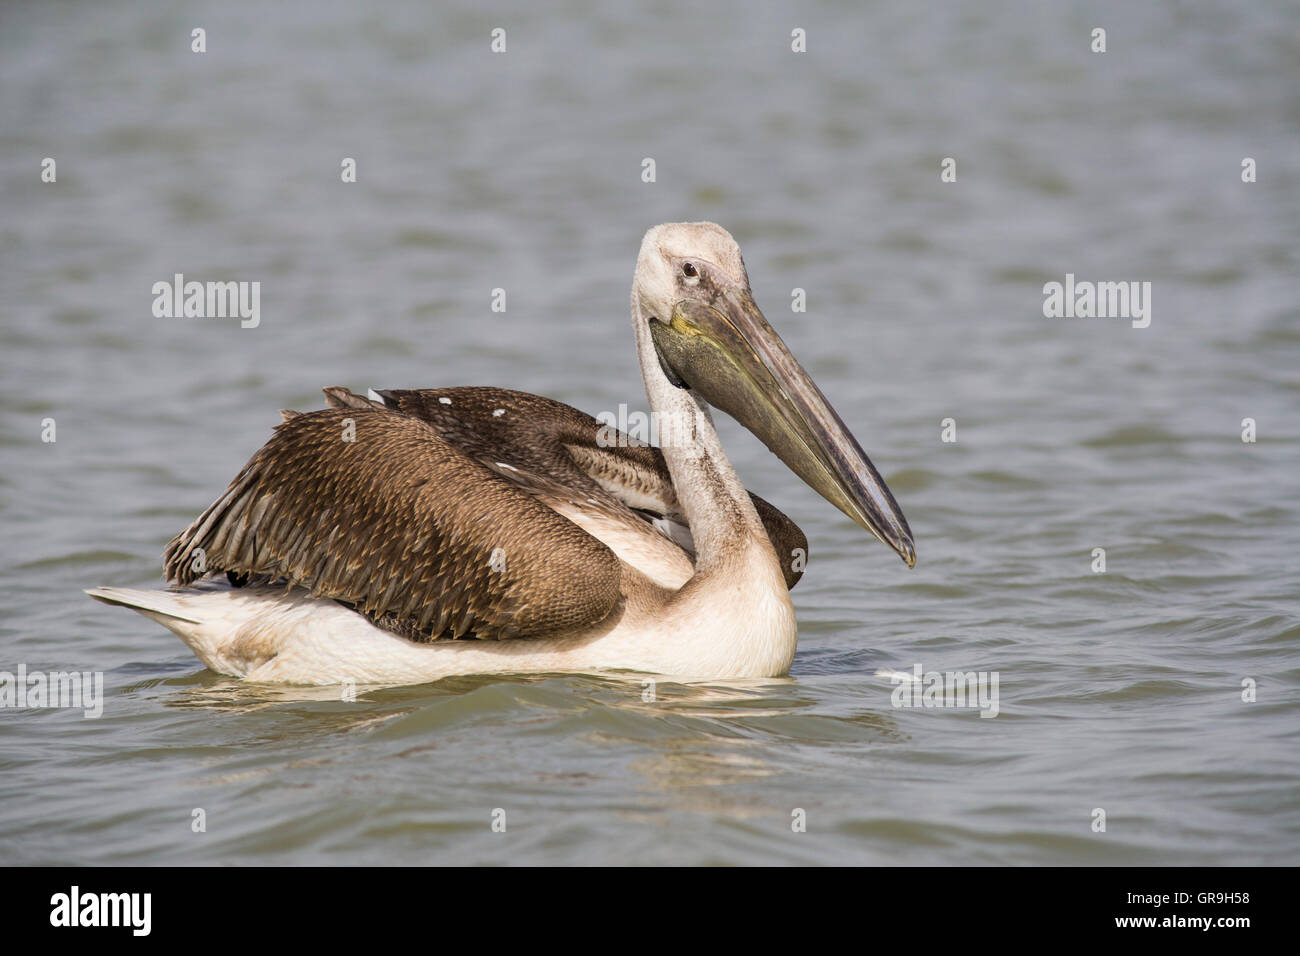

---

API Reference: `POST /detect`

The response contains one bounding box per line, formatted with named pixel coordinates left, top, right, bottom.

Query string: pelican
left=88, top=222, right=915, bottom=685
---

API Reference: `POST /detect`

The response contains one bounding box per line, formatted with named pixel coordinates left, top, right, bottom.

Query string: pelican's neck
left=631, top=294, right=767, bottom=569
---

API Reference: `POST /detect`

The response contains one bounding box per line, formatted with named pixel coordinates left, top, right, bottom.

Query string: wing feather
left=164, top=406, right=623, bottom=641
left=371, top=387, right=809, bottom=589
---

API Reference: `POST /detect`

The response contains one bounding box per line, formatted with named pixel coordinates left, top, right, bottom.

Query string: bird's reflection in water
left=588, top=674, right=901, bottom=819
left=145, top=667, right=797, bottom=714
left=134, top=667, right=897, bottom=809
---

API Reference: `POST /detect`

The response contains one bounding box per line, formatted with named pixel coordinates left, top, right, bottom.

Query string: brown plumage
left=164, top=386, right=808, bottom=642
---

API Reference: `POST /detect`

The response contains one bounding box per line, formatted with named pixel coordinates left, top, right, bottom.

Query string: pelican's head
left=633, top=221, right=916, bottom=567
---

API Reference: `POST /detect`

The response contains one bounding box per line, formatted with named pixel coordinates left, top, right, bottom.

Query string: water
left=2, top=0, right=1297, bottom=865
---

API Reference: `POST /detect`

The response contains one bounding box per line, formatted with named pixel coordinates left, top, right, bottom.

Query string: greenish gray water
left=1, top=0, right=1297, bottom=865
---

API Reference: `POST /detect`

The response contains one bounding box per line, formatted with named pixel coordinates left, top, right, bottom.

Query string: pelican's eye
left=681, top=262, right=698, bottom=279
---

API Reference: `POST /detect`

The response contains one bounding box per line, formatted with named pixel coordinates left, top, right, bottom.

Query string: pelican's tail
left=85, top=585, right=224, bottom=665
left=86, top=586, right=205, bottom=625
left=85, top=583, right=433, bottom=684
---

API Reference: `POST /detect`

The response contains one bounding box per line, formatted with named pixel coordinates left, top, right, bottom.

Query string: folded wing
left=164, top=405, right=623, bottom=641
left=363, top=386, right=808, bottom=589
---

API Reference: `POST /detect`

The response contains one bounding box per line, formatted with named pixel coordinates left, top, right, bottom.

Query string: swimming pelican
left=88, top=222, right=915, bottom=685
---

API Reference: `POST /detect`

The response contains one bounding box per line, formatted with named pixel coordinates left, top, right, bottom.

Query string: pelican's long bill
left=650, top=289, right=916, bottom=567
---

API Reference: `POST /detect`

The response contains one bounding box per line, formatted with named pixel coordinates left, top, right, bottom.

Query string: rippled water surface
left=2, top=0, right=1298, bottom=865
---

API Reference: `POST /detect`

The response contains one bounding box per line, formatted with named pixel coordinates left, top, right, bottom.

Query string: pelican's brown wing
left=349, top=386, right=808, bottom=589
left=163, top=406, right=623, bottom=641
